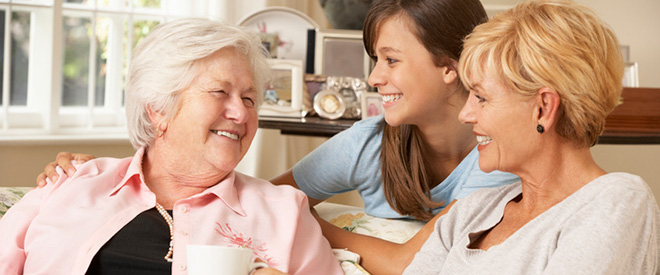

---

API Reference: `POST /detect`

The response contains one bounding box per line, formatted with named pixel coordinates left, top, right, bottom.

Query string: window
left=0, top=0, right=232, bottom=142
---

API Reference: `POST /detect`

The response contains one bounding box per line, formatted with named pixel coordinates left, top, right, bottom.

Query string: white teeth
left=212, top=130, right=238, bottom=140
left=381, top=94, right=402, bottom=103
left=476, top=135, right=492, bottom=145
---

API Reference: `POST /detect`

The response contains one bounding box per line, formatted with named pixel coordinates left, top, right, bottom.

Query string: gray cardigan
left=404, top=172, right=660, bottom=275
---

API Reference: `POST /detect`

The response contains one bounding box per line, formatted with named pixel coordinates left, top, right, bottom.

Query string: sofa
left=0, top=187, right=32, bottom=219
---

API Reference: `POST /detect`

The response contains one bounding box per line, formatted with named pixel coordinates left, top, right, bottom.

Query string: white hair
left=125, top=18, right=271, bottom=149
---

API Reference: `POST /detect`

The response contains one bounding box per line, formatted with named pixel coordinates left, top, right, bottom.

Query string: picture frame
left=361, top=92, right=384, bottom=119
left=622, top=62, right=639, bottom=87
left=313, top=89, right=346, bottom=120
left=312, top=29, right=372, bottom=79
left=259, top=59, right=304, bottom=118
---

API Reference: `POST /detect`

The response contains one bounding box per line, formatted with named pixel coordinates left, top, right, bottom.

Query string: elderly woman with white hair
left=0, top=18, right=342, bottom=275
left=404, top=0, right=659, bottom=274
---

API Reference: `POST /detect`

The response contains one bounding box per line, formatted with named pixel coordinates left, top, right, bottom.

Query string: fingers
left=44, top=161, right=60, bottom=185
left=72, top=153, right=95, bottom=163
left=36, top=152, right=97, bottom=188
left=36, top=161, right=60, bottom=188
left=36, top=172, right=48, bottom=188
left=56, top=152, right=78, bottom=177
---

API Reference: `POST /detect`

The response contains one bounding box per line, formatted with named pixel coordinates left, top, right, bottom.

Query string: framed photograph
left=259, top=59, right=304, bottom=118
left=361, top=92, right=384, bottom=119
left=313, top=89, right=346, bottom=120
left=304, top=74, right=327, bottom=101
left=313, top=29, right=372, bottom=79
left=622, top=62, right=639, bottom=87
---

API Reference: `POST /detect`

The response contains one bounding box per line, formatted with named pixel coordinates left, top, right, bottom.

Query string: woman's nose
left=224, top=96, right=249, bottom=124
left=458, top=96, right=476, bottom=124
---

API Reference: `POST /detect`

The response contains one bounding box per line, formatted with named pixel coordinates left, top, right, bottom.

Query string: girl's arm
left=312, top=200, right=456, bottom=275
left=269, top=169, right=325, bottom=206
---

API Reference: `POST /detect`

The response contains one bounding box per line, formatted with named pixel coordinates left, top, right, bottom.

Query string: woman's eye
left=242, top=97, right=255, bottom=107
left=385, top=57, right=398, bottom=64
left=475, top=94, right=486, bottom=103
left=212, top=90, right=227, bottom=95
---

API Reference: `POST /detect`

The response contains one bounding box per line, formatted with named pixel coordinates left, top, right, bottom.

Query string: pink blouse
left=0, top=147, right=342, bottom=275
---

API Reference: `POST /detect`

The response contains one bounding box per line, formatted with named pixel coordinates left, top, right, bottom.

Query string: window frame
left=0, top=0, right=220, bottom=144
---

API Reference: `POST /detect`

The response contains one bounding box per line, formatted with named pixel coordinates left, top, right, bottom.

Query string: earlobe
left=536, top=87, right=560, bottom=130
left=147, top=105, right=168, bottom=135
left=442, top=60, right=459, bottom=85
left=156, top=121, right=168, bottom=137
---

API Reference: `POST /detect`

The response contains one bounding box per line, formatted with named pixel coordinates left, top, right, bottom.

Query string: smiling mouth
left=211, top=130, right=238, bottom=141
left=476, top=135, right=492, bottom=145
left=381, top=93, right=402, bottom=103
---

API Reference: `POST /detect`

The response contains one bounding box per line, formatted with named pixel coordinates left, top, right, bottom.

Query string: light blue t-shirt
left=293, top=115, right=519, bottom=219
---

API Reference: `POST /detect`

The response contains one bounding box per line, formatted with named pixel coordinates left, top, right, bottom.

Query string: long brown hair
left=363, top=0, right=488, bottom=221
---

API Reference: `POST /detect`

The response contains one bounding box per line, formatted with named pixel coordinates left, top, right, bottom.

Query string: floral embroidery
left=330, top=213, right=373, bottom=233
left=215, top=223, right=278, bottom=267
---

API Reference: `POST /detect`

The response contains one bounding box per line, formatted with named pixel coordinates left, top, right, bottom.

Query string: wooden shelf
left=259, top=116, right=358, bottom=138
left=600, top=87, right=660, bottom=144
left=259, top=87, right=660, bottom=144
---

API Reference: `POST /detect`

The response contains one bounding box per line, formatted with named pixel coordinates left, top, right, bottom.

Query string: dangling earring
left=537, top=124, right=545, bottom=134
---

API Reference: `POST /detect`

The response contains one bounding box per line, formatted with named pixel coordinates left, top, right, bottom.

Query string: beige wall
left=591, top=144, right=660, bottom=205
left=0, top=142, right=136, bottom=188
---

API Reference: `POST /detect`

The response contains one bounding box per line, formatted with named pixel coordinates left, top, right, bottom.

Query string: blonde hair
left=126, top=18, right=270, bottom=149
left=459, top=0, right=624, bottom=147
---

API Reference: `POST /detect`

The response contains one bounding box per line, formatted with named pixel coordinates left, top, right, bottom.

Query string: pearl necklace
left=155, top=203, right=174, bottom=262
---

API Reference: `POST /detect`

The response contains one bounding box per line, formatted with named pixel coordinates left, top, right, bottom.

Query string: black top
left=85, top=208, right=172, bottom=275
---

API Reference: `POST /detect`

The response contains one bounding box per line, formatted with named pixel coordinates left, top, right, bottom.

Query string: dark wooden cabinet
left=599, top=87, right=660, bottom=144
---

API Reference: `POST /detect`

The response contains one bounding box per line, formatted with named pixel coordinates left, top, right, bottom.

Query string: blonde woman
left=405, top=0, right=660, bottom=273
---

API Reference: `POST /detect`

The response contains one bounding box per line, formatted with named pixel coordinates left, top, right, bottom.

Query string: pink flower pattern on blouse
left=215, top=222, right=279, bottom=267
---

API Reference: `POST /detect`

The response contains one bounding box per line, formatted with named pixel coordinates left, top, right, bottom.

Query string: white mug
left=186, top=245, right=269, bottom=275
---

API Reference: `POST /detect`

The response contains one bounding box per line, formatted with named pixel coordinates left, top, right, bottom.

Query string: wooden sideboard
left=259, top=87, right=660, bottom=144
left=597, top=87, right=660, bottom=144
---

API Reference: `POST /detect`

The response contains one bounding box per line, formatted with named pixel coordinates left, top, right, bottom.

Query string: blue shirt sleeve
left=293, top=116, right=384, bottom=201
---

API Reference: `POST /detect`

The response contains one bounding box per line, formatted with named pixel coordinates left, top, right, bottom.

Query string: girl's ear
left=442, top=59, right=459, bottom=85
left=534, top=87, right=561, bottom=131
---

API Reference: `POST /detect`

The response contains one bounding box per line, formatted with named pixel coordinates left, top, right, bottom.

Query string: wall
left=0, top=142, right=136, bottom=188
left=592, top=144, right=660, bottom=205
